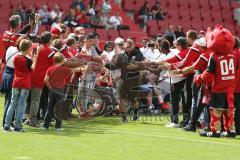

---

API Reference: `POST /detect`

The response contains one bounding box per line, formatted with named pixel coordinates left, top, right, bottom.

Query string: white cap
left=114, top=37, right=124, bottom=45
left=68, top=33, right=76, bottom=39
left=194, top=37, right=206, bottom=47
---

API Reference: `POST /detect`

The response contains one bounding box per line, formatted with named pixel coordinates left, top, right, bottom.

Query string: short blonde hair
left=19, top=39, right=32, bottom=52
left=53, top=53, right=64, bottom=64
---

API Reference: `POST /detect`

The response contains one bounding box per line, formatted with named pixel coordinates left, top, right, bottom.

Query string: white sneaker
left=154, top=110, right=160, bottom=114
left=165, top=123, right=179, bottom=128
left=55, top=128, right=64, bottom=131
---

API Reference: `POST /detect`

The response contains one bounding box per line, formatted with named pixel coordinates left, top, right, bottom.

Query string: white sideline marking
left=107, top=130, right=240, bottom=147
left=15, top=157, right=31, bottom=160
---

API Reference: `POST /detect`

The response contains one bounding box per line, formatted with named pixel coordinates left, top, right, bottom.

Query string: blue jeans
left=4, top=88, right=30, bottom=129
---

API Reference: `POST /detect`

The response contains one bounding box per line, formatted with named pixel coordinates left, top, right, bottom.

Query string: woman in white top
left=1, top=40, right=20, bottom=127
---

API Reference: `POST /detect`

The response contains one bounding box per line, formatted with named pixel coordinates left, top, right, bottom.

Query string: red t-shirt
left=61, top=46, right=72, bottom=59
left=194, top=52, right=210, bottom=72
left=67, top=47, right=78, bottom=57
left=173, top=47, right=201, bottom=69
left=166, top=48, right=189, bottom=63
left=234, top=49, right=240, bottom=93
left=31, top=44, right=53, bottom=89
left=2, top=31, right=19, bottom=50
left=207, top=53, right=235, bottom=93
left=13, top=54, right=32, bottom=89
left=46, top=65, right=72, bottom=89
left=76, top=11, right=88, bottom=24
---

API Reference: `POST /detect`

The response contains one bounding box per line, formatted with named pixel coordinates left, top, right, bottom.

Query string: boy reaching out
left=43, top=53, right=88, bottom=130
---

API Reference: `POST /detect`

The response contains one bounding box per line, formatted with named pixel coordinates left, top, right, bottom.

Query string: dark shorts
left=210, top=93, right=228, bottom=109
left=116, top=79, right=151, bottom=102
left=234, top=93, right=240, bottom=108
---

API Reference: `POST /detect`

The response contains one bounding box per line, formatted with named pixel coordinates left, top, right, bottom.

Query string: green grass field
left=0, top=96, right=240, bottom=160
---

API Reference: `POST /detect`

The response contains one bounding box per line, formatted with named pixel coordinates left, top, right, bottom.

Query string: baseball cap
left=114, top=37, right=124, bottom=45
left=194, top=37, right=207, bottom=47
left=50, top=26, right=63, bottom=36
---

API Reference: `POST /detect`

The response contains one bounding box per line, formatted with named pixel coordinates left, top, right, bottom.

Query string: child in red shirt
left=43, top=53, right=85, bottom=130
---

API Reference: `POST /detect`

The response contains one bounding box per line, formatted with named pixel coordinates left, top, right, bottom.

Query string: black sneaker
left=121, top=114, right=128, bottom=123
left=203, top=126, right=211, bottom=132
left=132, top=114, right=138, bottom=121
left=221, top=131, right=236, bottom=138
left=236, top=131, right=240, bottom=136
left=199, top=130, right=221, bottom=138
left=3, top=126, right=12, bottom=132
left=182, top=125, right=196, bottom=132
left=179, top=121, right=188, bottom=128
left=13, top=128, right=25, bottom=132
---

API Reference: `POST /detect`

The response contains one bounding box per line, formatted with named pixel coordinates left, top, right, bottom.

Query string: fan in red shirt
left=170, top=38, right=211, bottom=132
left=65, top=37, right=78, bottom=57
left=172, top=38, right=206, bottom=72
left=75, top=6, right=89, bottom=27
left=28, top=31, right=53, bottom=127
left=233, top=37, right=240, bottom=135
left=49, top=39, right=72, bottom=62
left=43, top=53, right=86, bottom=130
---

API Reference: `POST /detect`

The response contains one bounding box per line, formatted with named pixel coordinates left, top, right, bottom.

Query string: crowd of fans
left=138, top=0, right=166, bottom=29
left=0, top=0, right=240, bottom=139
left=10, top=0, right=129, bottom=31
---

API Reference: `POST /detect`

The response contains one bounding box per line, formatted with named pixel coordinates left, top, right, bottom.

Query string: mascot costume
left=195, top=25, right=236, bottom=137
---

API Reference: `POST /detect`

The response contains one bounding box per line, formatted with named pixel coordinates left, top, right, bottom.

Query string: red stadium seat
left=211, top=12, right=223, bottom=24
left=119, top=30, right=130, bottom=39
left=167, top=0, right=178, bottom=9
left=230, top=1, right=240, bottom=9
left=129, top=32, right=148, bottom=43
left=84, top=28, right=94, bottom=34
left=96, top=29, right=110, bottom=41
left=107, top=30, right=119, bottom=41
left=147, top=21, right=160, bottom=37
left=224, top=24, right=235, bottom=34
left=178, top=0, right=189, bottom=9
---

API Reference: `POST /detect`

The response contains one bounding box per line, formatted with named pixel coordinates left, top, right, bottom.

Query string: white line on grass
left=106, top=130, right=240, bottom=147
left=15, top=157, right=31, bottom=160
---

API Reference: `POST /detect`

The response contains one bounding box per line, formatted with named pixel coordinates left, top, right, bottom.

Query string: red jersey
left=234, top=49, right=240, bottom=93
left=60, top=46, right=72, bottom=59
left=46, top=65, right=72, bottom=89
left=31, top=44, right=53, bottom=89
left=194, top=52, right=211, bottom=72
left=2, top=31, right=19, bottom=50
left=13, top=54, right=32, bottom=89
left=67, top=47, right=78, bottom=57
left=207, top=53, right=235, bottom=93
left=173, top=47, right=201, bottom=69
left=166, top=48, right=189, bottom=63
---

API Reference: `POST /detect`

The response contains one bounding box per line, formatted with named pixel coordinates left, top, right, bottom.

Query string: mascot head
left=205, top=25, right=234, bottom=54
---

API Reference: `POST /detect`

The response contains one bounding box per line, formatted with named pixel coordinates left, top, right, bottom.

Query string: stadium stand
left=0, top=0, right=239, bottom=42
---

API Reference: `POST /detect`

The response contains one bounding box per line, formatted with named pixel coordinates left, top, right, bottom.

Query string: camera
left=26, top=11, right=36, bottom=20
left=148, top=43, right=155, bottom=48
left=32, top=47, right=37, bottom=55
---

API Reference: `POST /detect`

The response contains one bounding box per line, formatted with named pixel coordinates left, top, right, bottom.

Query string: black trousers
left=171, top=79, right=186, bottom=124
left=38, top=86, right=48, bottom=120
left=189, top=87, right=210, bottom=127
left=235, top=93, right=240, bottom=134
left=183, top=74, right=193, bottom=115
left=43, top=89, right=64, bottom=129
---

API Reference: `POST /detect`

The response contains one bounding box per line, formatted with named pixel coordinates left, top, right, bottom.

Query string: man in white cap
left=74, top=26, right=85, bottom=37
